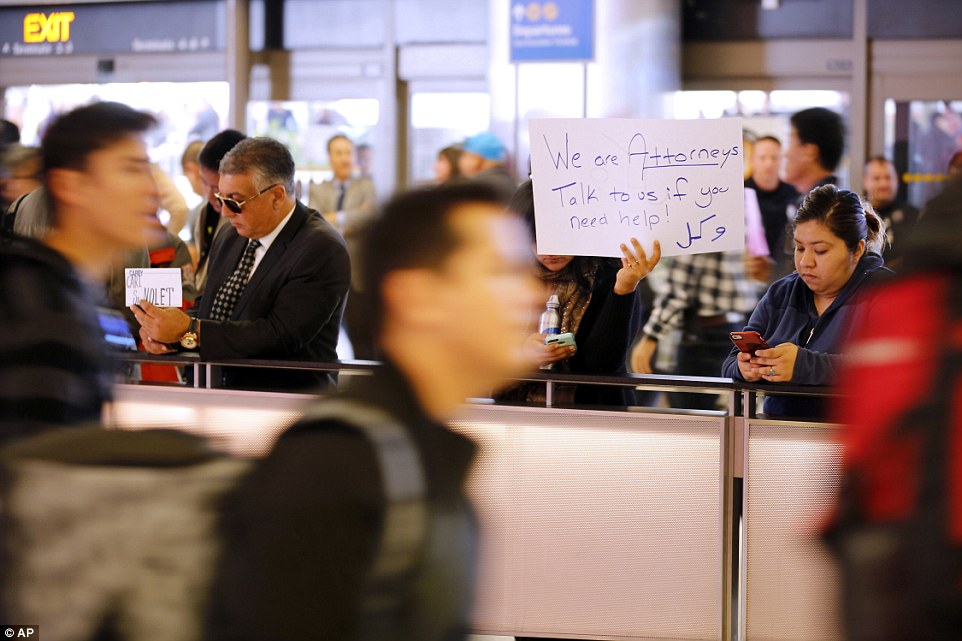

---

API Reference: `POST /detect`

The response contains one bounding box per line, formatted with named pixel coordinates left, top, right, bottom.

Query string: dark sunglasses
left=215, top=183, right=280, bottom=214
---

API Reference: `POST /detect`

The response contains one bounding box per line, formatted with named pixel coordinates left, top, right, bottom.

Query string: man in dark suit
left=133, top=137, right=350, bottom=391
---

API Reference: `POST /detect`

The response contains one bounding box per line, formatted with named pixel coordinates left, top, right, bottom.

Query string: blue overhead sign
left=510, top=0, right=594, bottom=63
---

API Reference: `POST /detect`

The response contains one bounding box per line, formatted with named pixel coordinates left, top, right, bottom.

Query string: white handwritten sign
left=125, top=268, right=183, bottom=307
left=529, top=117, right=745, bottom=257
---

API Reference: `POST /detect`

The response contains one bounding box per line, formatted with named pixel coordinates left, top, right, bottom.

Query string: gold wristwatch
left=180, top=317, right=199, bottom=350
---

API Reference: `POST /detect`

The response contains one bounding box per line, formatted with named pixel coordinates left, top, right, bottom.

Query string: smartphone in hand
left=545, top=332, right=576, bottom=349
left=729, top=331, right=770, bottom=356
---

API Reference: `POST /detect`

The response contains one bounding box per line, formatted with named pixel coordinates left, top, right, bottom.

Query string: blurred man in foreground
left=0, top=102, right=164, bottom=443
left=828, top=177, right=962, bottom=641
left=207, top=182, right=541, bottom=640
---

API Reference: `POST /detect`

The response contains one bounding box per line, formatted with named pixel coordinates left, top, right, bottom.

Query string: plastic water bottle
left=538, top=294, right=561, bottom=335
left=538, top=294, right=561, bottom=370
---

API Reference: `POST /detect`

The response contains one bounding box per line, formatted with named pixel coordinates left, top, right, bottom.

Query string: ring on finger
left=768, top=367, right=776, bottom=377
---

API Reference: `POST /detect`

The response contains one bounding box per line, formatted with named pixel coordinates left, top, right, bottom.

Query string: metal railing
left=117, top=351, right=836, bottom=418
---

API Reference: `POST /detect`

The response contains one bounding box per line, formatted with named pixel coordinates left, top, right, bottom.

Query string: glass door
left=883, top=99, right=962, bottom=210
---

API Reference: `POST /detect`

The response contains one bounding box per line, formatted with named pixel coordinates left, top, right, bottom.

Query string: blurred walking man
left=0, top=102, right=164, bottom=444
left=207, top=182, right=541, bottom=641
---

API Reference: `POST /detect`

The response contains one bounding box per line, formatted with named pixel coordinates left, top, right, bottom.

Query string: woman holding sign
left=497, top=180, right=661, bottom=407
left=721, top=184, right=890, bottom=418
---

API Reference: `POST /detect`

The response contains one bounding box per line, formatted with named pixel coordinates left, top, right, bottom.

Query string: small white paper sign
left=529, top=117, right=746, bottom=257
left=125, top=268, right=183, bottom=307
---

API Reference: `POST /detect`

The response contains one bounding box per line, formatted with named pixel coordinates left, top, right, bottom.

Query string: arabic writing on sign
left=529, top=117, right=746, bottom=258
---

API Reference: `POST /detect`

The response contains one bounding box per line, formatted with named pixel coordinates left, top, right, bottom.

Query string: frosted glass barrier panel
left=743, top=420, right=844, bottom=641
left=452, top=405, right=726, bottom=641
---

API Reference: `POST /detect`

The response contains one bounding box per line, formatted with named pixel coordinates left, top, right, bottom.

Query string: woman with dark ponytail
left=721, top=184, right=891, bottom=418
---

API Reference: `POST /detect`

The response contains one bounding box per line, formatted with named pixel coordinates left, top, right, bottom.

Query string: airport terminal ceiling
left=2, top=0, right=962, bottom=200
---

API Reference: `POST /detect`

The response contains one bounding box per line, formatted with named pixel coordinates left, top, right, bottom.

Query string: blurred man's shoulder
left=1, top=234, right=74, bottom=287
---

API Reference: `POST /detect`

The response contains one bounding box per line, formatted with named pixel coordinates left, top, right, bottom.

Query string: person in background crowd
left=862, top=155, right=920, bottom=270
left=947, top=149, right=962, bottom=180
left=356, top=142, right=374, bottom=180
left=193, top=129, right=246, bottom=298
left=742, top=129, right=756, bottom=180
left=918, top=108, right=961, bottom=183
left=496, top=179, right=661, bottom=407
left=631, top=249, right=762, bottom=410
left=458, top=131, right=517, bottom=200
left=309, top=133, right=378, bottom=359
left=180, top=139, right=206, bottom=247
left=133, top=137, right=350, bottom=392
left=188, top=98, right=220, bottom=142
left=0, top=145, right=42, bottom=233
left=744, top=135, right=799, bottom=283
left=0, top=118, right=19, bottom=152
left=0, top=102, right=164, bottom=443
left=6, top=186, right=48, bottom=240
left=784, top=107, right=846, bottom=195
left=434, top=145, right=464, bottom=184
left=0, top=119, right=24, bottom=233
left=207, top=182, right=541, bottom=641
left=721, top=184, right=890, bottom=419
left=150, top=163, right=188, bottom=236
left=309, top=133, right=377, bottom=233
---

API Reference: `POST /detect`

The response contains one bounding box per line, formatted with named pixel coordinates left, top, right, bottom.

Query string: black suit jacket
left=197, top=202, right=350, bottom=390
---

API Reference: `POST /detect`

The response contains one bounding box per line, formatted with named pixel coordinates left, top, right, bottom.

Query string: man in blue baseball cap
left=458, top=131, right=516, bottom=200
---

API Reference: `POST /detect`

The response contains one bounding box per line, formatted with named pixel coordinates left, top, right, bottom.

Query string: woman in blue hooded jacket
left=722, top=184, right=891, bottom=418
